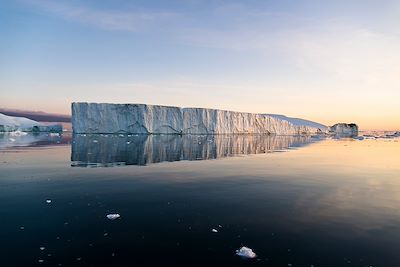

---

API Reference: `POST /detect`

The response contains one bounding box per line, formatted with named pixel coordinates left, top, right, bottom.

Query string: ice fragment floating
left=236, top=246, right=257, bottom=259
left=106, top=214, right=121, bottom=220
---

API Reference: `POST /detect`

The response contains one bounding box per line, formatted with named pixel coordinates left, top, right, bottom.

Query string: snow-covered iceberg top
left=0, top=113, right=62, bottom=133
left=72, top=102, right=328, bottom=135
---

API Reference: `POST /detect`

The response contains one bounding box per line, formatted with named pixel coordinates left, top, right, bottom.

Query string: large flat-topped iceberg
left=72, top=102, right=328, bottom=135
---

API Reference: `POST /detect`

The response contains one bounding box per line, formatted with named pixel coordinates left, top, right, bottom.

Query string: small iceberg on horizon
left=0, top=113, right=62, bottom=133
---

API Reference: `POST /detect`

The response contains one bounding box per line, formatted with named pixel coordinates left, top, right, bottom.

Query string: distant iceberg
left=329, top=123, right=358, bottom=137
left=0, top=113, right=62, bottom=133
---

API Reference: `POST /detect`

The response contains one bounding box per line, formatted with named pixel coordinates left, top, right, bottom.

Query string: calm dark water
left=1, top=133, right=400, bottom=266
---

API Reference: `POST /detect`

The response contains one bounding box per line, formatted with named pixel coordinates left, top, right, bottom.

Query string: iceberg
left=0, top=113, right=62, bottom=133
left=329, top=123, right=358, bottom=137
left=71, top=102, right=328, bottom=135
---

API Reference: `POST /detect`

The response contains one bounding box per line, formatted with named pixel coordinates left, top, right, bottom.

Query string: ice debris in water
left=212, top=229, right=218, bottom=233
left=46, top=199, right=52, bottom=204
left=9, top=138, right=16, bottom=142
left=236, top=246, right=257, bottom=258
left=10, top=130, right=27, bottom=136
left=106, top=213, right=121, bottom=220
left=40, top=247, right=45, bottom=251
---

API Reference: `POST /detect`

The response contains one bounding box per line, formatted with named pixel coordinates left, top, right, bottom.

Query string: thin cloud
left=22, top=0, right=178, bottom=32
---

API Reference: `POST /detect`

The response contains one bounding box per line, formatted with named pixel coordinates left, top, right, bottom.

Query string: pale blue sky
left=1, top=0, right=399, bottom=129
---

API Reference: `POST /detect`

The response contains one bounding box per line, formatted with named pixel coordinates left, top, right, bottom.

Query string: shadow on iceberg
left=71, top=134, right=322, bottom=167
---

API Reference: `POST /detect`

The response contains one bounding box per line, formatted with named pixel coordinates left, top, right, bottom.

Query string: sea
left=1, top=131, right=399, bottom=266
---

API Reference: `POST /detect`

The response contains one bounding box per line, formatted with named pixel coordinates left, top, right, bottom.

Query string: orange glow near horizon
left=1, top=98, right=398, bottom=131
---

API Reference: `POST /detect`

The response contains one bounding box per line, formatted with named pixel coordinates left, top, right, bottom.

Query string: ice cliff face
left=0, top=113, right=62, bottom=132
left=72, top=102, right=327, bottom=135
left=72, top=103, right=183, bottom=134
left=329, top=123, right=358, bottom=136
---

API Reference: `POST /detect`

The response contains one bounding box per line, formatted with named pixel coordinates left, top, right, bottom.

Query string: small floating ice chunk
left=212, top=229, right=218, bottom=233
left=40, top=247, right=45, bottom=251
left=93, top=140, right=98, bottom=143
left=9, top=138, right=16, bottom=142
left=236, top=246, right=257, bottom=259
left=106, top=213, right=121, bottom=220
left=46, top=199, right=52, bottom=204
left=10, top=130, right=27, bottom=136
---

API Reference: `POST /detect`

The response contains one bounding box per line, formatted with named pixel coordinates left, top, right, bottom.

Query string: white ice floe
left=9, top=130, right=28, bottom=136
left=236, top=246, right=257, bottom=259
left=46, top=199, right=52, bottom=204
left=212, top=229, right=218, bottom=233
left=106, top=213, right=121, bottom=220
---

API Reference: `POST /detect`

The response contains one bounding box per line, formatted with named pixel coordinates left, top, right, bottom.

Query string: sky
left=0, top=0, right=399, bottom=130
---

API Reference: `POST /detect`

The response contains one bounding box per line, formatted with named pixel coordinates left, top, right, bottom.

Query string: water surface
left=1, top=133, right=399, bottom=266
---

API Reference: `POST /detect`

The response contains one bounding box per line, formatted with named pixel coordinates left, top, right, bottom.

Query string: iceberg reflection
left=0, top=132, right=70, bottom=149
left=71, top=134, right=321, bottom=167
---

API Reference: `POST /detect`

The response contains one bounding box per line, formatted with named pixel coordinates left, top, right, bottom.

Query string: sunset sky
left=1, top=0, right=399, bottom=130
